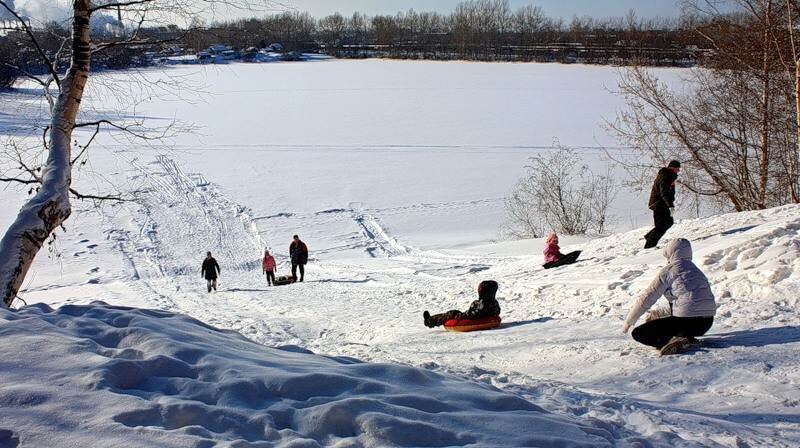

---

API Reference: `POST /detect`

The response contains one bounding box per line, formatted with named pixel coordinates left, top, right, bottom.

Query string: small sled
left=273, top=275, right=296, bottom=286
left=543, top=251, right=582, bottom=270
left=444, top=316, right=502, bottom=333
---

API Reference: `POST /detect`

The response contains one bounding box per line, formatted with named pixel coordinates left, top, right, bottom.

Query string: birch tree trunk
left=758, top=0, right=773, bottom=209
left=793, top=60, right=800, bottom=202
left=0, top=0, right=92, bottom=307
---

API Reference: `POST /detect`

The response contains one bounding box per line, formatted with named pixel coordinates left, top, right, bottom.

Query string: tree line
left=1, top=0, right=714, bottom=88
left=192, top=1, right=705, bottom=65
left=613, top=0, right=800, bottom=214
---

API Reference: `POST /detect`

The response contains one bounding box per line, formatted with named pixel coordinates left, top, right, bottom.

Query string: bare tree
left=612, top=0, right=800, bottom=213
left=504, top=146, right=618, bottom=238
left=0, top=0, right=271, bottom=308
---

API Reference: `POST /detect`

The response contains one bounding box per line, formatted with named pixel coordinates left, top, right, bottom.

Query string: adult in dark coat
left=201, top=251, right=221, bottom=292
left=644, top=160, right=681, bottom=249
left=289, top=235, right=309, bottom=282
left=423, top=281, right=501, bottom=328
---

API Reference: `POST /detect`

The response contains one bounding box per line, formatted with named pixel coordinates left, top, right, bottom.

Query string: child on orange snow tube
left=423, top=280, right=501, bottom=328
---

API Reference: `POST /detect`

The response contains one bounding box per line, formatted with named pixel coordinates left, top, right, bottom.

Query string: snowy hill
left=0, top=302, right=615, bottom=447
left=1, top=62, right=799, bottom=446
left=3, top=175, right=800, bottom=446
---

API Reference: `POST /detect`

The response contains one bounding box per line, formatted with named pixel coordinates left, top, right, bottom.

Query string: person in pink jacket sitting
left=262, top=249, right=277, bottom=286
left=543, top=232, right=582, bottom=269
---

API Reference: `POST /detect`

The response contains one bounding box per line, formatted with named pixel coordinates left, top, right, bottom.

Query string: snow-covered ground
left=2, top=61, right=799, bottom=446
left=60, top=60, right=688, bottom=251
left=1, top=302, right=615, bottom=447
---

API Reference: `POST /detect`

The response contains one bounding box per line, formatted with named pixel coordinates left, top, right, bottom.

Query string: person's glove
left=669, top=207, right=675, bottom=217
left=622, top=322, right=632, bottom=334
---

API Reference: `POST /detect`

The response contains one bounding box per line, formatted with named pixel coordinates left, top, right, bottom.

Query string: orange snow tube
left=444, top=316, right=502, bottom=332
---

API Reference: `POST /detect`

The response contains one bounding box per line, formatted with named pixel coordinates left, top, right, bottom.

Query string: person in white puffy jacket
left=622, top=238, right=717, bottom=355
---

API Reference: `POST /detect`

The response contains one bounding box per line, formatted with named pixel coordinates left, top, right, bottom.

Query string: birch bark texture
left=0, top=0, right=92, bottom=307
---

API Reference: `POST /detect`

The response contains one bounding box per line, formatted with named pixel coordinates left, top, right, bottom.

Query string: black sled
left=543, top=251, right=582, bottom=269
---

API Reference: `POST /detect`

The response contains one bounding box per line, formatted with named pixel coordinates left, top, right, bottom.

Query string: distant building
left=0, top=17, right=29, bottom=37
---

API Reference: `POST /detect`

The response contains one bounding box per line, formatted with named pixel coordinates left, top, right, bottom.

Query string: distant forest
left=2, top=0, right=715, bottom=87
left=188, top=0, right=707, bottom=65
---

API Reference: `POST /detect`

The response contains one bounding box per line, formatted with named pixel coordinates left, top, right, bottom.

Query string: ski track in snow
left=15, top=154, right=800, bottom=447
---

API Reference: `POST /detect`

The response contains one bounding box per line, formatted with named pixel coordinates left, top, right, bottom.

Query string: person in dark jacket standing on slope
left=201, top=251, right=221, bottom=292
left=644, top=160, right=681, bottom=249
left=423, top=281, right=501, bottom=328
left=289, top=235, right=308, bottom=282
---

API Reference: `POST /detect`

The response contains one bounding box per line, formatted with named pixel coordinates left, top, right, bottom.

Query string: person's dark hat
left=668, top=160, right=681, bottom=168
left=478, top=280, right=498, bottom=300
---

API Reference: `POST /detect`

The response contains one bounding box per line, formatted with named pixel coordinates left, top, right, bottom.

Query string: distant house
left=221, top=49, right=239, bottom=60
left=0, top=17, right=29, bottom=37
left=208, top=44, right=230, bottom=55
left=242, top=47, right=259, bottom=62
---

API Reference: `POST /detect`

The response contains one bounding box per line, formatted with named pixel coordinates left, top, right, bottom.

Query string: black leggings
left=632, top=316, right=714, bottom=349
left=429, top=310, right=466, bottom=327
left=265, top=270, right=275, bottom=285
left=645, top=206, right=674, bottom=248
left=292, top=262, right=305, bottom=281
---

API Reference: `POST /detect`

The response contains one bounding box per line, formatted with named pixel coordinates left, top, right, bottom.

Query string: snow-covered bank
left=75, top=60, right=688, bottom=251
left=2, top=60, right=799, bottom=447
left=0, top=302, right=614, bottom=447
left=5, top=152, right=799, bottom=446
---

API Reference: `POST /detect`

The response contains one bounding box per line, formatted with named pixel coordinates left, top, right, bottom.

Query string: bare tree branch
left=0, top=0, right=61, bottom=89
left=90, top=0, right=155, bottom=13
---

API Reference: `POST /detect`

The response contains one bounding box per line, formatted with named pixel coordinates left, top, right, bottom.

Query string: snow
left=0, top=302, right=613, bottom=447
left=71, top=60, right=688, bottom=252
left=1, top=60, right=799, bottom=446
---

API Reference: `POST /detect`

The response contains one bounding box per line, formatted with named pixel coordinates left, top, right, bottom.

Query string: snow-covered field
left=2, top=60, right=799, bottom=447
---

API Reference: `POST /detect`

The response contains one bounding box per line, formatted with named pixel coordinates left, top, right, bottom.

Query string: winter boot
left=423, top=311, right=432, bottom=328
left=659, top=336, right=692, bottom=356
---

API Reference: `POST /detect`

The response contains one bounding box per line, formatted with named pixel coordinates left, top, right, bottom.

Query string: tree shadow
left=0, top=111, right=44, bottom=136
left=696, top=225, right=759, bottom=241
left=703, top=326, right=800, bottom=349
left=501, top=317, right=553, bottom=329
left=0, top=429, right=19, bottom=448
left=310, top=278, right=374, bottom=284
left=226, top=288, right=272, bottom=293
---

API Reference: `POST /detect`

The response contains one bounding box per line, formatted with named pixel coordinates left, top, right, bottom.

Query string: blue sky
left=283, top=1, right=684, bottom=19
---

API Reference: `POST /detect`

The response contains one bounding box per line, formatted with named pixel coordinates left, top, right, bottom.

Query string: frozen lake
left=3, top=59, right=799, bottom=448
left=76, top=60, right=687, bottom=258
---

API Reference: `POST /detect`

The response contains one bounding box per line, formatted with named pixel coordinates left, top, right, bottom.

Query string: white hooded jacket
left=625, top=238, right=717, bottom=327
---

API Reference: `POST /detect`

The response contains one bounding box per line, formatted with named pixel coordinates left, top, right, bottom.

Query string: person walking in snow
left=644, top=160, right=681, bottom=249
left=543, top=232, right=582, bottom=269
left=423, top=281, right=501, bottom=328
left=262, top=249, right=277, bottom=286
left=622, top=238, right=717, bottom=355
left=289, top=235, right=308, bottom=282
left=201, top=251, right=221, bottom=293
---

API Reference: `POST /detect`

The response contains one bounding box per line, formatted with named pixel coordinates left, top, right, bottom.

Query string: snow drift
left=0, top=302, right=614, bottom=447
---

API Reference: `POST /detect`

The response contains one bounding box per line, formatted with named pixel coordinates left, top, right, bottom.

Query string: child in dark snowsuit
left=423, top=280, right=501, bottom=328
